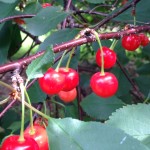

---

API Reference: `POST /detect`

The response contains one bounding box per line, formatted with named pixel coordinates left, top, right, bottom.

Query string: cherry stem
left=66, top=47, right=75, bottom=69
left=66, top=34, right=80, bottom=69
left=110, top=39, right=118, bottom=50
left=43, top=101, right=47, bottom=115
left=17, top=98, right=50, bottom=120
left=91, top=30, right=104, bottom=75
left=24, top=89, right=34, bottom=134
left=50, top=98, right=65, bottom=108
left=133, top=16, right=136, bottom=26
left=0, top=81, right=15, bottom=92
left=55, top=50, right=67, bottom=71
left=18, top=83, right=25, bottom=142
left=0, top=97, right=10, bottom=105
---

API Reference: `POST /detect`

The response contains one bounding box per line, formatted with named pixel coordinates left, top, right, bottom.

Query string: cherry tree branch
left=0, top=14, right=35, bottom=24
left=0, top=25, right=150, bottom=74
left=94, top=0, right=141, bottom=29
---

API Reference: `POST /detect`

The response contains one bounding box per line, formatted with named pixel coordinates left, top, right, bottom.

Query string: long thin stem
left=18, top=83, right=25, bottom=142
left=17, top=98, right=50, bottom=120
left=91, top=30, right=104, bottom=75
left=55, top=50, right=67, bottom=71
left=24, top=89, right=34, bottom=134
left=0, top=81, right=15, bottom=92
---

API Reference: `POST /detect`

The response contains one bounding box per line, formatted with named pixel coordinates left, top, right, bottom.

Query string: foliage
left=0, top=0, right=150, bottom=150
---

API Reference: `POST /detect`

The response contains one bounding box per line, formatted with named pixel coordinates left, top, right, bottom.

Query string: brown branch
left=0, top=25, right=150, bottom=74
left=0, top=14, right=35, bottom=24
left=94, top=0, right=141, bottom=29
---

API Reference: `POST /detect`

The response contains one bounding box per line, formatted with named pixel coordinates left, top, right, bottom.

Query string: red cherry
left=58, top=67, right=79, bottom=91
left=1, top=135, right=39, bottom=150
left=122, top=34, right=141, bottom=51
left=42, top=3, right=52, bottom=8
left=139, top=33, right=149, bottom=46
left=96, top=46, right=117, bottom=69
left=39, top=68, right=65, bottom=94
left=24, top=125, right=49, bottom=150
left=58, top=88, right=77, bottom=103
left=90, top=72, right=118, bottom=98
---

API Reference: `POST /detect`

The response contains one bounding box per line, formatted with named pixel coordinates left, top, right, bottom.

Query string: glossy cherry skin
left=39, top=68, right=65, bottom=94
left=42, top=3, right=52, bottom=8
left=58, top=67, right=79, bottom=91
left=122, top=34, right=141, bottom=51
left=90, top=72, right=118, bottom=98
left=24, top=125, right=49, bottom=150
left=1, top=135, right=39, bottom=150
left=139, top=33, right=149, bottom=46
left=96, top=46, right=117, bottom=69
left=58, top=88, right=77, bottom=103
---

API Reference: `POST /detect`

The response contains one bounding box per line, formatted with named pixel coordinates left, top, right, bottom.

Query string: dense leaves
left=80, top=93, right=124, bottom=120
left=106, top=104, right=150, bottom=147
left=47, top=118, right=149, bottom=150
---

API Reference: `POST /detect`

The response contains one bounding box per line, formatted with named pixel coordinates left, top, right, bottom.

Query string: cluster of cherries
left=90, top=33, right=149, bottom=98
left=122, top=33, right=149, bottom=51
left=39, top=67, right=79, bottom=103
left=1, top=121, right=49, bottom=150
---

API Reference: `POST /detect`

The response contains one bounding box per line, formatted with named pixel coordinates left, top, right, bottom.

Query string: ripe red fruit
left=58, top=88, right=77, bottom=103
left=39, top=68, right=65, bottom=94
left=90, top=72, right=118, bottom=98
left=139, top=33, right=149, bottom=46
left=42, top=3, right=52, bottom=8
left=58, top=67, right=79, bottom=91
left=24, top=125, right=49, bottom=150
left=122, top=34, right=141, bottom=51
left=96, top=46, right=117, bottom=69
left=1, top=135, right=39, bottom=150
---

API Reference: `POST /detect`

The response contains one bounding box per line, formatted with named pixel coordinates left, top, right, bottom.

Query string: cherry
left=24, top=125, right=49, bottom=150
left=39, top=68, right=65, bottom=94
left=122, top=34, right=141, bottom=51
left=1, top=135, right=39, bottom=150
left=139, top=33, right=149, bottom=46
left=90, top=72, right=118, bottom=98
left=96, top=46, right=117, bottom=69
left=58, top=67, right=79, bottom=91
left=42, top=3, right=52, bottom=8
left=58, top=88, right=77, bottom=103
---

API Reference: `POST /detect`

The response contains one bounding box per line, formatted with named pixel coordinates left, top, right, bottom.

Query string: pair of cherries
left=122, top=33, right=149, bottom=51
left=39, top=67, right=79, bottom=103
left=1, top=124, right=49, bottom=150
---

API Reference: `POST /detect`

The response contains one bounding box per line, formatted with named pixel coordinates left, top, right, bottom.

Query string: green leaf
left=80, top=93, right=124, bottom=120
left=26, top=6, right=69, bottom=36
left=137, top=63, right=150, bottom=75
left=111, top=67, right=131, bottom=97
left=0, top=0, right=17, bottom=3
left=85, top=0, right=106, bottom=4
left=47, top=118, right=149, bottom=150
left=27, top=81, right=46, bottom=103
left=26, top=46, right=55, bottom=81
left=135, top=76, right=150, bottom=96
left=38, top=28, right=79, bottom=51
left=106, top=104, right=150, bottom=142
left=0, top=23, right=12, bottom=65
left=0, top=1, right=19, bottom=29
